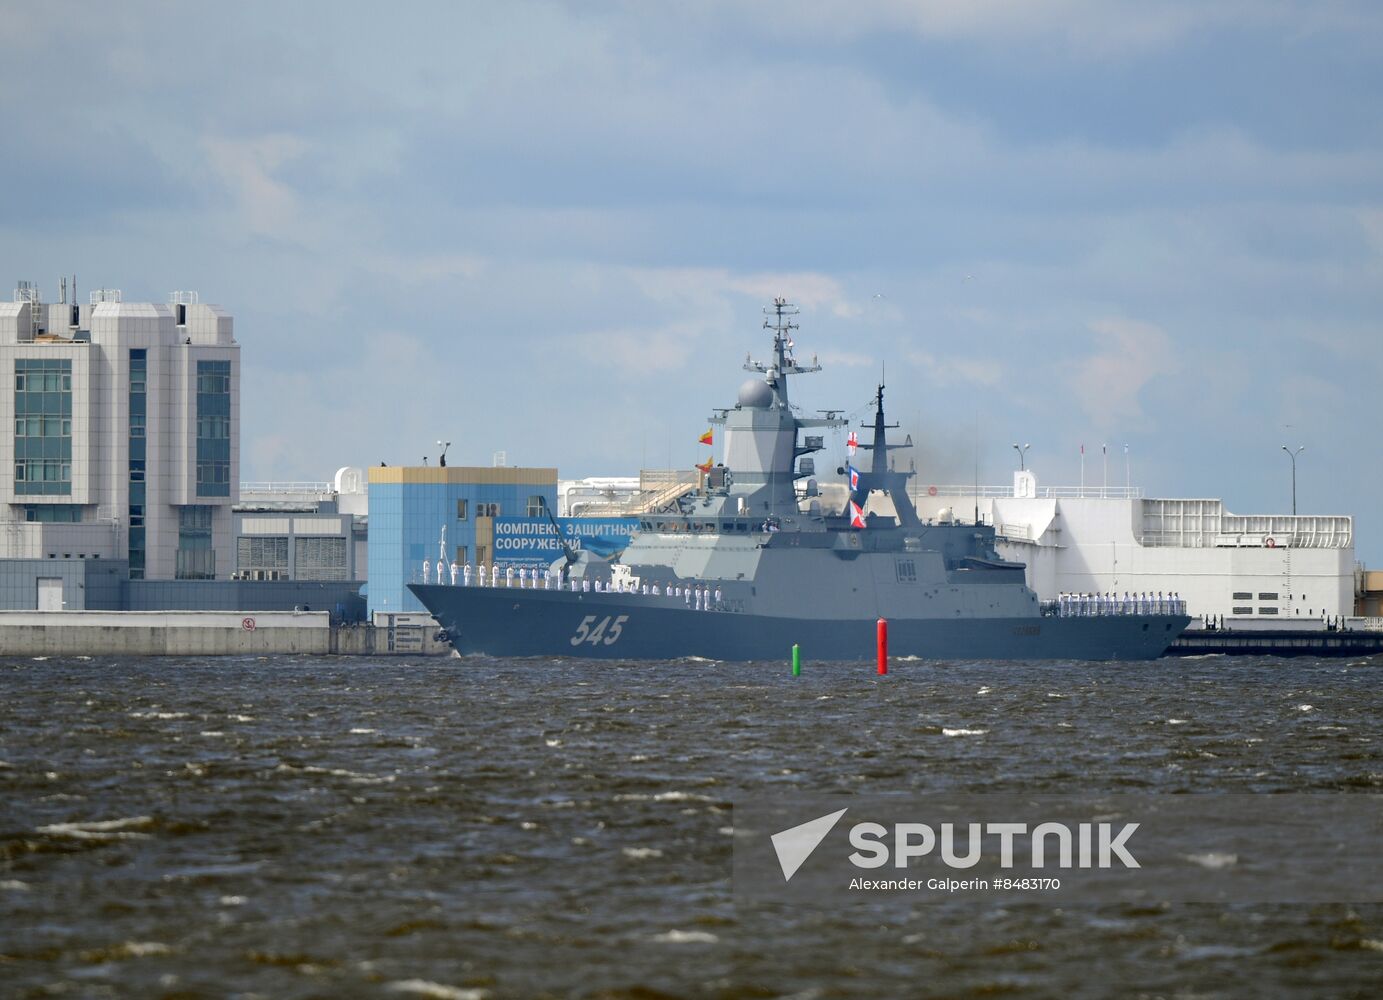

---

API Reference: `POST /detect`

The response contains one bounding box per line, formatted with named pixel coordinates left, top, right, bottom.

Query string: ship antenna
left=762, top=296, right=799, bottom=368
left=973, top=409, right=980, bottom=525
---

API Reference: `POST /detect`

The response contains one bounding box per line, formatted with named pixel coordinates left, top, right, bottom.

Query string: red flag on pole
left=850, top=500, right=866, bottom=529
left=698, top=429, right=713, bottom=446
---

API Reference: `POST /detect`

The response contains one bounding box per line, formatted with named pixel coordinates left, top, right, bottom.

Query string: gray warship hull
left=410, top=584, right=1190, bottom=661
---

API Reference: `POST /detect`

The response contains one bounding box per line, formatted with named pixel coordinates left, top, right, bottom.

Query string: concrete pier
left=0, top=610, right=451, bottom=657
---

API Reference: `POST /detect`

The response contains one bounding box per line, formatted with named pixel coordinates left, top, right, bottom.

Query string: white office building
left=906, top=470, right=1355, bottom=623
left=0, top=282, right=239, bottom=586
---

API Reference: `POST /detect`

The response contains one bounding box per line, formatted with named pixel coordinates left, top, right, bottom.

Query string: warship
left=412, top=300, right=1189, bottom=661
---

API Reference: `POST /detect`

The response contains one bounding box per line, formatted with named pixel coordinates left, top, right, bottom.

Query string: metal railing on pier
left=1041, top=594, right=1187, bottom=617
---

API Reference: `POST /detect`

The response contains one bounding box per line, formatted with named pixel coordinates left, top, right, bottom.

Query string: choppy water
left=2, top=654, right=1381, bottom=998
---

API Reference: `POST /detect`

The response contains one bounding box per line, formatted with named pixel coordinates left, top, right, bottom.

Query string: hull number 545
left=571, top=614, right=628, bottom=646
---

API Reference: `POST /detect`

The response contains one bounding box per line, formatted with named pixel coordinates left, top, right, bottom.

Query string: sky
left=2, top=1, right=1381, bottom=562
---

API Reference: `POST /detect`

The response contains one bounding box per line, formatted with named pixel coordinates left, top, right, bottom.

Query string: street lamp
left=437, top=440, right=451, bottom=468
left=1012, top=442, right=1030, bottom=471
left=1281, top=445, right=1304, bottom=516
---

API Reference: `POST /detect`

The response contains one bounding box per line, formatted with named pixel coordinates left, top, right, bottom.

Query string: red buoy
left=876, top=617, right=888, bottom=675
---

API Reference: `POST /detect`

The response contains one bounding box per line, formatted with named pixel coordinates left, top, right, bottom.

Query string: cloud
left=3, top=1, right=1383, bottom=559
left=907, top=350, right=1004, bottom=388
left=201, top=135, right=309, bottom=240
left=698, top=0, right=1383, bottom=59
left=571, top=323, right=700, bottom=378
left=818, top=350, right=874, bottom=368
left=1067, top=318, right=1180, bottom=428
left=726, top=272, right=859, bottom=318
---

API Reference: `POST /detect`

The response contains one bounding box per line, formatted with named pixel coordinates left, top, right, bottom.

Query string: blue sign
left=492, top=516, right=640, bottom=568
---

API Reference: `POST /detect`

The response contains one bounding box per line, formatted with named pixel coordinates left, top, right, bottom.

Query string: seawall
left=0, top=611, right=451, bottom=657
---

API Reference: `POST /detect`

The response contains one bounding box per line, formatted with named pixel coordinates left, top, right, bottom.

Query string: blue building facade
left=367, top=465, right=558, bottom=615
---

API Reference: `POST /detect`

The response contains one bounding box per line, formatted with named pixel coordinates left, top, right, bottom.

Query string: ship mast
left=745, top=298, right=822, bottom=406
left=853, top=382, right=923, bottom=531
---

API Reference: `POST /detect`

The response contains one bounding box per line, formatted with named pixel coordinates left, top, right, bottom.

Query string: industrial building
left=234, top=468, right=368, bottom=582
left=366, top=464, right=557, bottom=615
left=0, top=281, right=362, bottom=616
left=902, top=470, right=1356, bottom=623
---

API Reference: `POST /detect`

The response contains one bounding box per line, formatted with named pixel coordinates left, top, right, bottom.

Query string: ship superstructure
left=412, top=300, right=1188, bottom=660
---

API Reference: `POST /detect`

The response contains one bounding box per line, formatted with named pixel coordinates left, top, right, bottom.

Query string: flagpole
left=1080, top=445, right=1085, bottom=492
left=1102, top=444, right=1107, bottom=498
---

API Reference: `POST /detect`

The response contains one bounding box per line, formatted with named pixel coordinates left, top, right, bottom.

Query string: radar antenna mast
left=850, top=381, right=923, bottom=531
left=744, top=298, right=822, bottom=405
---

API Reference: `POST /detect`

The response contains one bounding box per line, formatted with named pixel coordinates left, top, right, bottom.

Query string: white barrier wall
left=0, top=610, right=329, bottom=655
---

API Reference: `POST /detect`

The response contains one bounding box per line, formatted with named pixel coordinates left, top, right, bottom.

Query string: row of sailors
left=1058, top=592, right=1187, bottom=616
left=421, top=561, right=722, bottom=608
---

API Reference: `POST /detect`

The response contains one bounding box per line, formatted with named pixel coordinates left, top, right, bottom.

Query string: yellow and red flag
left=695, top=457, right=714, bottom=473
left=698, top=429, right=714, bottom=446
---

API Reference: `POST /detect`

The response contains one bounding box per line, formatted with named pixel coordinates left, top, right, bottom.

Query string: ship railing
left=914, top=485, right=1145, bottom=500
left=428, top=569, right=726, bottom=607
left=1042, top=596, right=1188, bottom=617
left=1137, top=524, right=1352, bottom=549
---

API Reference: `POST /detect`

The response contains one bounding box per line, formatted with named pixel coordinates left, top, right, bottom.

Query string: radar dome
left=737, top=379, right=773, bottom=408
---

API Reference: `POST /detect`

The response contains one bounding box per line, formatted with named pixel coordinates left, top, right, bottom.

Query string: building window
left=527, top=494, right=546, bottom=517
left=197, top=463, right=231, bottom=488
left=295, top=536, right=348, bottom=580
left=477, top=502, right=500, bottom=517
left=454, top=545, right=468, bottom=565
left=196, top=415, right=230, bottom=439
left=175, top=508, right=215, bottom=578
left=1232, top=592, right=1252, bottom=601
left=13, top=358, right=72, bottom=496
left=127, top=350, right=147, bottom=577
left=1258, top=592, right=1278, bottom=601
left=1232, top=607, right=1253, bottom=615
left=1259, top=607, right=1279, bottom=615
left=456, top=499, right=468, bottom=520
left=24, top=506, right=80, bottom=523
left=195, top=360, right=231, bottom=497
left=238, top=536, right=289, bottom=571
